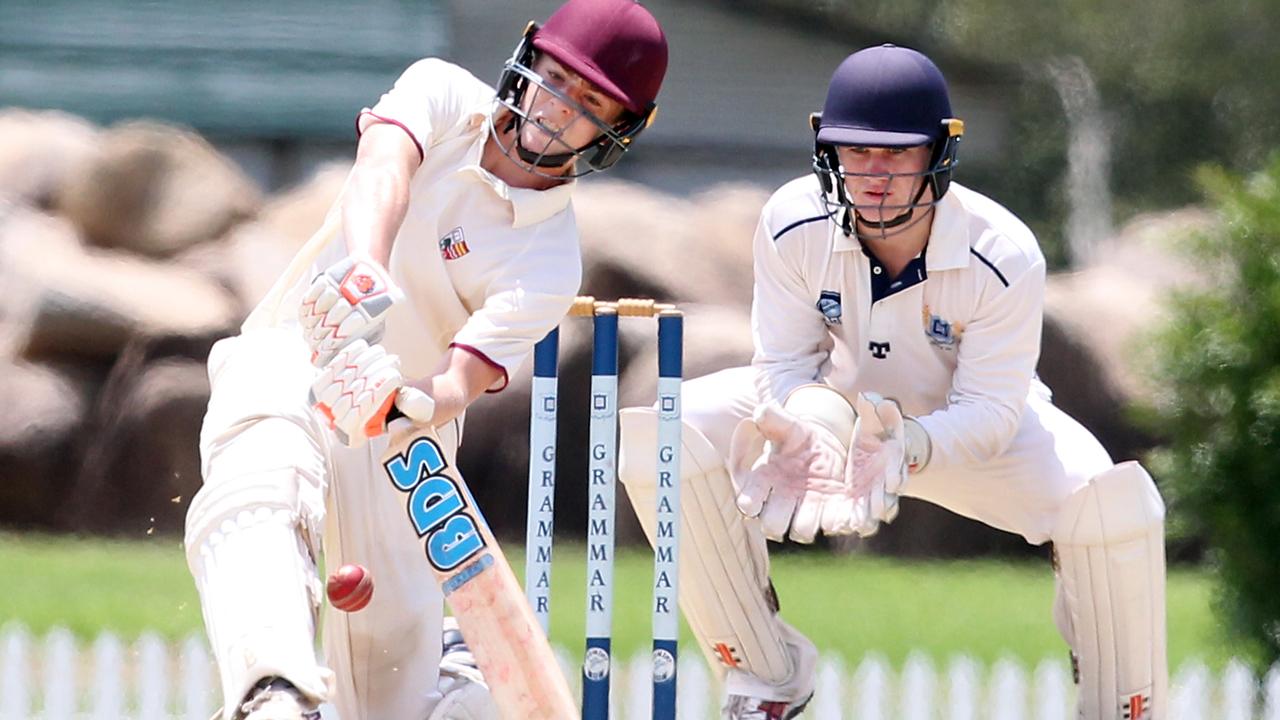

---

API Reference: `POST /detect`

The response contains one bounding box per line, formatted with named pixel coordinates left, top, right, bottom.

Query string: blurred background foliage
left=1147, top=153, right=1280, bottom=667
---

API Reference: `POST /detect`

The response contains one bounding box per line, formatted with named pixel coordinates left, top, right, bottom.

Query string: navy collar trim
left=773, top=214, right=830, bottom=242
left=862, top=243, right=928, bottom=303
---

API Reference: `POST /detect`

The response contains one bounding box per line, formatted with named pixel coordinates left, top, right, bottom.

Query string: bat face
left=384, top=435, right=488, bottom=574
left=381, top=424, right=578, bottom=718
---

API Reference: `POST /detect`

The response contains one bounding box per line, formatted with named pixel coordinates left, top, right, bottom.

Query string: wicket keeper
left=619, top=44, right=1167, bottom=720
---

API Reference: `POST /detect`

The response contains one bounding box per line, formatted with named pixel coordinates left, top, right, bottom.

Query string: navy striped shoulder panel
left=772, top=214, right=829, bottom=241
left=969, top=247, right=1010, bottom=287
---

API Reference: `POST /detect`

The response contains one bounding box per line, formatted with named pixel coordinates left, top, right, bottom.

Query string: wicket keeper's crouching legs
left=620, top=366, right=818, bottom=718
left=620, top=366, right=1168, bottom=720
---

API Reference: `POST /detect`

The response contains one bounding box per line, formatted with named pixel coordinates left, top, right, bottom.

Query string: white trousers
left=687, top=366, right=1113, bottom=544
left=187, top=328, right=455, bottom=720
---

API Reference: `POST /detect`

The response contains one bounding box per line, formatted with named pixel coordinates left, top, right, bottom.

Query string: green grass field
left=0, top=532, right=1230, bottom=669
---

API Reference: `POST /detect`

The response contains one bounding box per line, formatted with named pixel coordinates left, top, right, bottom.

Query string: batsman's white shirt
left=194, top=59, right=580, bottom=720
left=684, top=176, right=1113, bottom=544
left=248, top=57, right=582, bottom=387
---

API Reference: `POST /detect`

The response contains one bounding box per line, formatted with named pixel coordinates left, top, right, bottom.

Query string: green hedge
left=1149, top=153, right=1280, bottom=667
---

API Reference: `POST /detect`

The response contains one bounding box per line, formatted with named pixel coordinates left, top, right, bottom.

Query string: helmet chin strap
left=854, top=205, right=915, bottom=230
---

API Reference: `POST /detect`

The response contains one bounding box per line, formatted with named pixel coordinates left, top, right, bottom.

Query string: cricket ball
left=326, top=563, right=374, bottom=612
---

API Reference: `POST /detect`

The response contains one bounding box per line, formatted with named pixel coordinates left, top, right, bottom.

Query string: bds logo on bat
left=384, top=435, right=487, bottom=577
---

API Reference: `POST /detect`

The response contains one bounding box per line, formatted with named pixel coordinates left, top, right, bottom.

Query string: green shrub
left=1149, top=153, right=1280, bottom=667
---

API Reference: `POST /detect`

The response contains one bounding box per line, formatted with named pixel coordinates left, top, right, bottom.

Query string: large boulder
left=574, top=180, right=761, bottom=307
left=0, top=201, right=77, bottom=358
left=0, top=203, right=240, bottom=362
left=0, top=109, right=100, bottom=209
left=59, top=357, right=210, bottom=535
left=254, top=161, right=349, bottom=244
left=1039, top=208, right=1211, bottom=461
left=0, top=360, right=96, bottom=528
left=177, top=162, right=349, bottom=317
left=56, top=121, right=262, bottom=257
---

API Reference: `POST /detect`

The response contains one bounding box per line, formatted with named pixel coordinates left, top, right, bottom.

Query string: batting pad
left=185, top=422, right=334, bottom=718
left=619, top=408, right=794, bottom=684
left=1052, top=461, right=1167, bottom=720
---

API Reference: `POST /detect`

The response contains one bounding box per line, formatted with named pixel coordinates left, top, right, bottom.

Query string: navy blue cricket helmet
left=810, top=44, right=964, bottom=233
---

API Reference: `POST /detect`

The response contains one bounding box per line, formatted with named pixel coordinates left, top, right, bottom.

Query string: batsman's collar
left=463, top=112, right=576, bottom=229
left=831, top=188, right=969, bottom=271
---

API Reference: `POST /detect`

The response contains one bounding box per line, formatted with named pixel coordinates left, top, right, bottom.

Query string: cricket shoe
left=236, top=677, right=321, bottom=720
left=722, top=692, right=813, bottom=720
left=721, top=620, right=817, bottom=720
left=426, top=617, right=500, bottom=720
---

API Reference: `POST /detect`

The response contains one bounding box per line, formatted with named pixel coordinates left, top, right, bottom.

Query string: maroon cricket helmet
left=532, top=0, right=668, bottom=115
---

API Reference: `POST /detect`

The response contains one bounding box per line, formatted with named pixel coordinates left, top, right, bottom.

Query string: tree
left=1148, top=153, right=1280, bottom=666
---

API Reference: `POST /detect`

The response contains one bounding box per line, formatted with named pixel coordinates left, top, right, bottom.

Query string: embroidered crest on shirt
left=439, top=227, right=470, bottom=260
left=817, top=290, right=843, bottom=326
left=922, top=304, right=963, bottom=350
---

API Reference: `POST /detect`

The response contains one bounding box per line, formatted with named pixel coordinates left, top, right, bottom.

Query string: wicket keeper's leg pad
left=1051, top=461, right=1168, bottom=720
left=619, top=408, right=796, bottom=683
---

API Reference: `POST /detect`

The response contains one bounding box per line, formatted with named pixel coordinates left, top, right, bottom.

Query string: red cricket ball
left=326, top=563, right=374, bottom=612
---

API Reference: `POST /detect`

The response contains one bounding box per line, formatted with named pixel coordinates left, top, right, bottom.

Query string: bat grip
left=386, top=387, right=436, bottom=425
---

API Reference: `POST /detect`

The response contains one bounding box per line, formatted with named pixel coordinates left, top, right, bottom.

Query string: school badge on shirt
left=922, top=304, right=962, bottom=350
left=816, top=290, right=842, bottom=326
left=439, top=227, right=470, bottom=260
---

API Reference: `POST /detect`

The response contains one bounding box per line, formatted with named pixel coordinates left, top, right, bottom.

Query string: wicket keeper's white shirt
left=752, top=176, right=1048, bottom=470
left=248, top=58, right=581, bottom=391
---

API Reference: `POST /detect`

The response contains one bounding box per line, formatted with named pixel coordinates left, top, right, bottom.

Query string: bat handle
left=387, top=387, right=436, bottom=425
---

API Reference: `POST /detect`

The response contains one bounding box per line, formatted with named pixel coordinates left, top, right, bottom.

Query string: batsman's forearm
left=342, top=163, right=410, bottom=267
left=410, top=374, right=469, bottom=428
left=408, top=346, right=508, bottom=428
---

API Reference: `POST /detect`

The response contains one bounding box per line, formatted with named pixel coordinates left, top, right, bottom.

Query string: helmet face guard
left=492, top=23, right=657, bottom=179
left=810, top=114, right=964, bottom=232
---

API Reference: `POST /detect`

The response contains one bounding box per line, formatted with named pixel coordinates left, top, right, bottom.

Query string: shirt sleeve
left=449, top=224, right=583, bottom=393
left=356, top=58, right=491, bottom=161
left=914, top=258, right=1047, bottom=469
left=750, top=214, right=830, bottom=404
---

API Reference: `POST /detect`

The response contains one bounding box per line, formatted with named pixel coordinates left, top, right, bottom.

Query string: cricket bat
left=380, top=408, right=577, bottom=719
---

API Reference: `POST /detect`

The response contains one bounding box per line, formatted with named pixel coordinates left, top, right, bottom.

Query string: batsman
left=182, top=1, right=667, bottom=718
left=619, top=45, right=1167, bottom=719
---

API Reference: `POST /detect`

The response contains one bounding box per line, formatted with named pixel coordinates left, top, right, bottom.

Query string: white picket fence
left=2, top=625, right=1278, bottom=719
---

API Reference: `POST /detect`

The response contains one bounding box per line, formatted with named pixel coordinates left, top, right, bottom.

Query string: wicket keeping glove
left=309, top=339, right=435, bottom=448
left=729, top=384, right=881, bottom=543
left=839, top=392, right=922, bottom=531
left=300, top=253, right=403, bottom=367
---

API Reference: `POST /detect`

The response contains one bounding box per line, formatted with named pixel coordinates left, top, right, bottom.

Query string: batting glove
left=309, top=340, right=435, bottom=448
left=299, top=253, right=403, bottom=367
